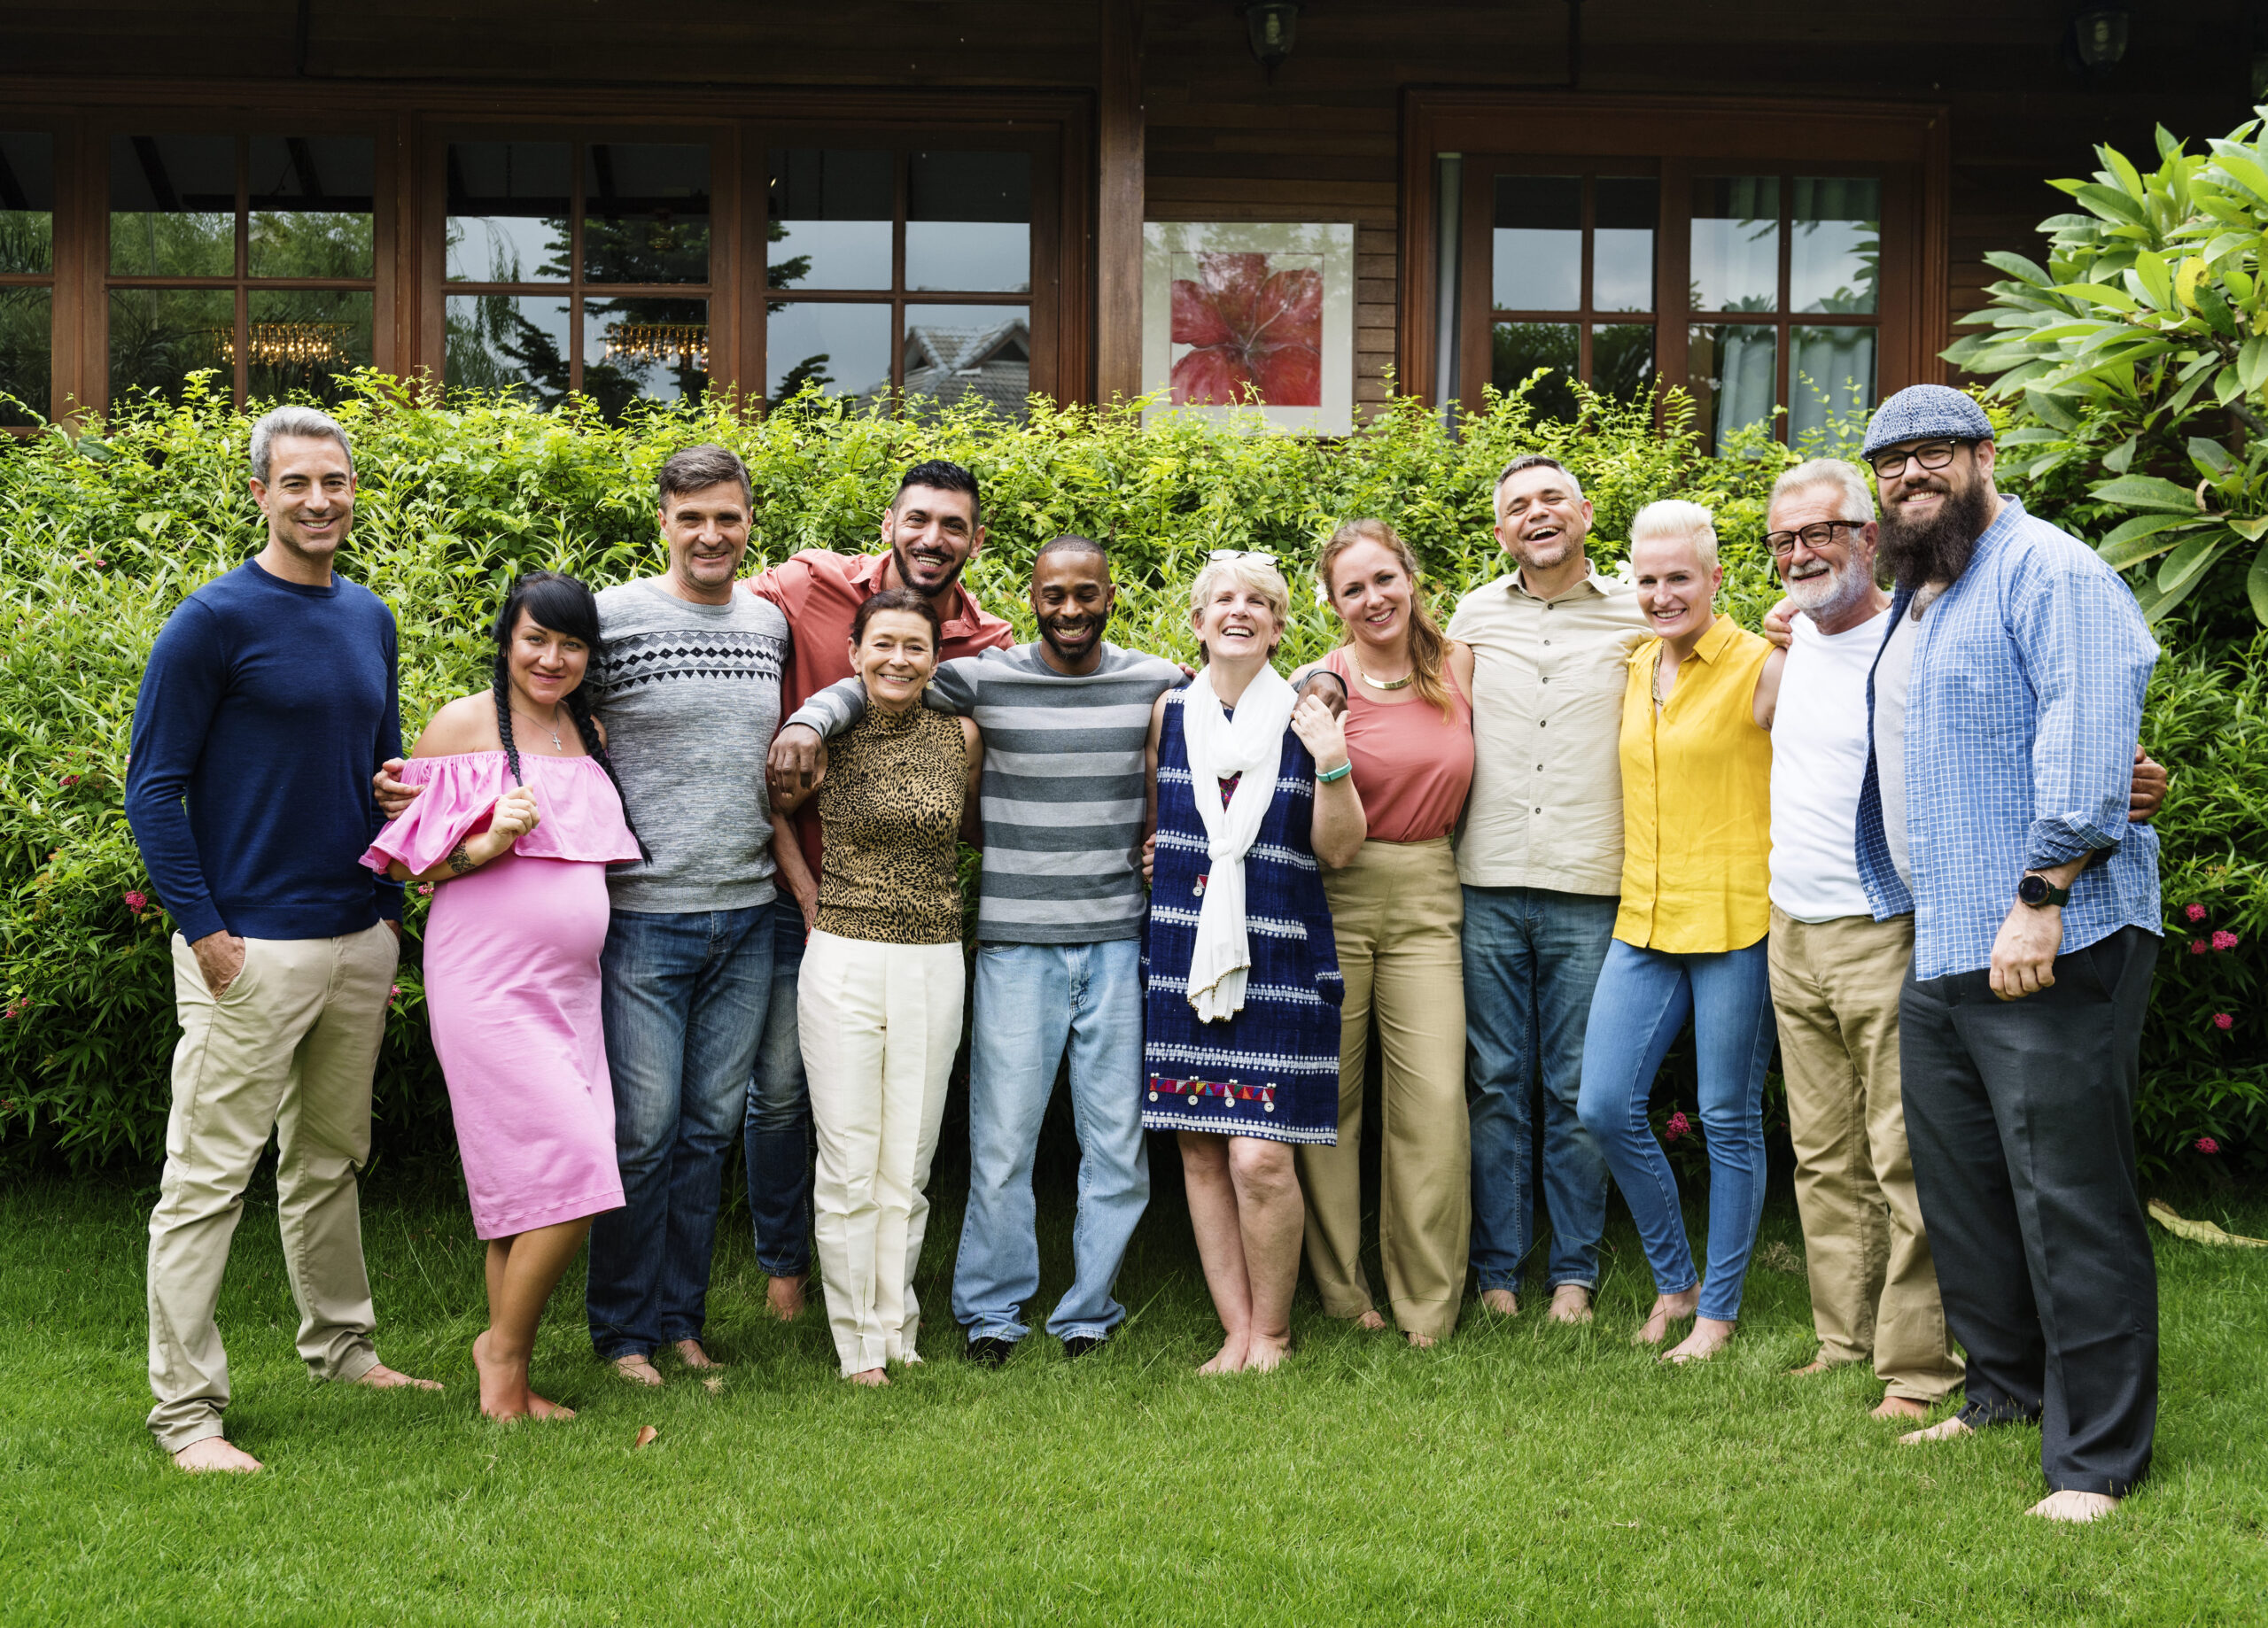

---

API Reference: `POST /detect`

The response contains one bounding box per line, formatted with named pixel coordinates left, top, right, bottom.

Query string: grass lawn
left=4, top=1152, right=2267, bottom=1626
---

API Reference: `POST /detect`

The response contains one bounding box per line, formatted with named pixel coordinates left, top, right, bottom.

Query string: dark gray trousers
left=1899, top=925, right=2160, bottom=1497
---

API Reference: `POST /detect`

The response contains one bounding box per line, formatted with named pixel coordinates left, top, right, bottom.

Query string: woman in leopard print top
left=774, top=589, right=983, bottom=1384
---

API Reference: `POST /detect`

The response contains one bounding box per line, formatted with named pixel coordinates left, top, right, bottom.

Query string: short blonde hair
left=1629, top=498, right=1719, bottom=567
left=1187, top=554, right=1292, bottom=654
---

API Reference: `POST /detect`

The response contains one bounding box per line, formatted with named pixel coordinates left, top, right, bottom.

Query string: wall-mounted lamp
left=2063, top=6, right=2130, bottom=84
left=1241, top=2, right=1301, bottom=77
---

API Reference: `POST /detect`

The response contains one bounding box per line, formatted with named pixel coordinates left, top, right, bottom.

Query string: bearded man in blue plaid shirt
left=1852, top=386, right=2162, bottom=1524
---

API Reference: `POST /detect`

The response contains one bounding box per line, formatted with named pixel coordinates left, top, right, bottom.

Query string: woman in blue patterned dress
left=1142, top=552, right=1366, bottom=1374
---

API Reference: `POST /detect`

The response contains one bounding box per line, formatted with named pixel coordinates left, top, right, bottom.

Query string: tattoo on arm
left=447, top=841, right=476, bottom=877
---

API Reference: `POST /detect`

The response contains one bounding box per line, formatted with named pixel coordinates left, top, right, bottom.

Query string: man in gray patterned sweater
left=774, top=536, right=1178, bottom=1363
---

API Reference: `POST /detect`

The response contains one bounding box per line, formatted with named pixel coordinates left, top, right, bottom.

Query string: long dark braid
left=490, top=647, right=523, bottom=786
left=564, top=685, right=649, bottom=863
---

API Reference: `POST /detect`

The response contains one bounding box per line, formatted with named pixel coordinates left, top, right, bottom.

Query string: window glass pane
left=1792, top=177, right=1880, bottom=314
left=767, top=301, right=890, bottom=404
left=444, top=292, right=571, bottom=407
left=1790, top=325, right=1876, bottom=445
left=111, top=135, right=236, bottom=277
left=245, top=288, right=373, bottom=406
left=0, top=287, right=51, bottom=424
left=584, top=296, right=707, bottom=418
left=248, top=136, right=374, bottom=279
left=110, top=286, right=235, bottom=405
left=1689, top=322, right=1778, bottom=453
left=1593, top=177, right=1657, bottom=314
left=1491, top=321, right=1578, bottom=423
left=907, top=151, right=1030, bottom=292
left=0, top=134, right=56, bottom=275
left=584, top=143, right=710, bottom=285
left=446, top=142, right=571, bottom=283
left=769, top=150, right=892, bottom=291
left=1592, top=322, right=1656, bottom=406
left=901, top=303, right=1031, bottom=422
left=1491, top=176, right=1580, bottom=312
left=1691, top=176, right=1779, bottom=313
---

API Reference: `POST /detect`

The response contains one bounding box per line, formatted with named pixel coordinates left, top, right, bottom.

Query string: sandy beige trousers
left=147, top=924, right=398, bottom=1453
left=799, top=931, right=965, bottom=1376
left=1298, top=838, right=1471, bottom=1340
left=1767, top=907, right=1963, bottom=1403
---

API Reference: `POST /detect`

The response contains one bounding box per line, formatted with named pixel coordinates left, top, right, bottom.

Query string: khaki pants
left=147, top=924, right=399, bottom=1453
left=1299, top=838, right=1471, bottom=1340
left=798, top=931, right=965, bottom=1376
left=1767, top=907, right=1962, bottom=1403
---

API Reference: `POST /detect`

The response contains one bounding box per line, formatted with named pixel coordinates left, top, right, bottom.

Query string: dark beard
left=1877, top=476, right=1992, bottom=593
left=889, top=539, right=966, bottom=600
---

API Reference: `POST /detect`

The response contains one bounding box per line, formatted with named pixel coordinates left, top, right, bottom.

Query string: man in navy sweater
left=125, top=406, right=439, bottom=1474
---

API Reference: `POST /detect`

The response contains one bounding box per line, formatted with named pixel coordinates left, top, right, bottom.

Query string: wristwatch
left=2016, top=873, right=2070, bottom=910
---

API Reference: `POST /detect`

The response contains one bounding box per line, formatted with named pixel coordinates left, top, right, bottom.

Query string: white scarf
left=1179, top=663, right=1298, bottom=1023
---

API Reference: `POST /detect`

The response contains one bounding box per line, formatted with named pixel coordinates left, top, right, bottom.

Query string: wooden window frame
left=0, top=79, right=1092, bottom=426
left=0, top=122, right=67, bottom=434
left=1400, top=90, right=1951, bottom=423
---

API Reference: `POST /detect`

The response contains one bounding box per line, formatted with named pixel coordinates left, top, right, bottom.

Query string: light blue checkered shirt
left=1856, top=497, right=2162, bottom=980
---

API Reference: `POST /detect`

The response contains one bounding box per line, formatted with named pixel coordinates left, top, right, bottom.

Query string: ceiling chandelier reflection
left=601, top=321, right=710, bottom=371
left=202, top=322, right=354, bottom=368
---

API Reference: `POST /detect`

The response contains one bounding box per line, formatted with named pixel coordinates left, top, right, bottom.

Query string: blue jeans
left=1463, top=886, right=1618, bottom=1294
left=743, top=896, right=812, bottom=1278
left=951, top=940, right=1150, bottom=1344
left=586, top=903, right=774, bottom=1359
left=1576, top=936, right=1774, bottom=1323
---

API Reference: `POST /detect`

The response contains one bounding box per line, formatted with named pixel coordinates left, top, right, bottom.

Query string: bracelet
left=446, top=841, right=476, bottom=876
left=1317, top=759, right=1354, bottom=784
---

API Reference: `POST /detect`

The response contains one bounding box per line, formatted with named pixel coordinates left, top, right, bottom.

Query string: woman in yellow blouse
left=1575, top=499, right=1781, bottom=1364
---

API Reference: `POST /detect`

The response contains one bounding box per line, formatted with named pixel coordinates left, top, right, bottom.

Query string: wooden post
left=1096, top=0, right=1144, bottom=407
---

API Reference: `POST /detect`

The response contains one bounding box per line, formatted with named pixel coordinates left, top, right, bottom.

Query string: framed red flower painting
left=1140, top=222, right=1355, bottom=433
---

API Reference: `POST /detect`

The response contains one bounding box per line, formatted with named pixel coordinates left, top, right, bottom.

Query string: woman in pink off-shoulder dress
left=363, top=571, right=642, bottom=1422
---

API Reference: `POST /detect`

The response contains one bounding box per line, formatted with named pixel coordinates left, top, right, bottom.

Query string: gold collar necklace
left=1351, top=655, right=1413, bottom=692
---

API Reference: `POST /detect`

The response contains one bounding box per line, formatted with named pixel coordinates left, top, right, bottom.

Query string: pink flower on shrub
left=1665, top=1111, right=1692, bottom=1142
left=2196, top=1136, right=2221, bottom=1155
left=417, top=883, right=434, bottom=896
left=2190, top=940, right=2208, bottom=955
left=2212, top=1012, right=2234, bottom=1030
left=3, top=1001, right=22, bottom=1020
left=389, top=984, right=402, bottom=1001
left=59, top=774, right=79, bottom=788
left=2186, top=903, right=2208, bottom=923
left=2212, top=929, right=2240, bottom=951
left=122, top=889, right=148, bottom=914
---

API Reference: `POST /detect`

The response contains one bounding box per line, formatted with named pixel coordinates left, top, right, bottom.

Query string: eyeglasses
left=1868, top=439, right=1969, bottom=479
left=1765, top=520, right=1869, bottom=559
left=1208, top=548, right=1278, bottom=565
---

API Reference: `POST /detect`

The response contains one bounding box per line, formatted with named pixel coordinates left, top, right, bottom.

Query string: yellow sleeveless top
left=1612, top=615, right=1774, bottom=954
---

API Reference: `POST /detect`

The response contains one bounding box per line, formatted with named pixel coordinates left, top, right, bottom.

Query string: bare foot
left=1899, top=1416, right=1974, bottom=1446
left=1354, top=1309, right=1387, bottom=1331
left=613, top=1354, right=664, bottom=1387
left=1480, top=1288, right=1519, bottom=1318
left=1663, top=1316, right=1735, bottom=1364
left=526, top=1392, right=577, bottom=1420
left=844, top=1367, right=889, bottom=1387
left=1633, top=1289, right=1699, bottom=1347
left=1405, top=1330, right=1437, bottom=1350
left=1872, top=1394, right=1931, bottom=1422
left=1243, top=1334, right=1292, bottom=1373
left=672, top=1339, right=722, bottom=1370
left=1198, top=1332, right=1249, bottom=1375
left=471, top=1330, right=532, bottom=1421
left=172, top=1436, right=261, bottom=1473
left=765, top=1274, right=807, bottom=1322
left=353, top=1361, right=442, bottom=1392
left=2029, top=1490, right=2118, bottom=1523
left=1547, top=1285, right=1595, bottom=1325
left=1788, top=1356, right=1837, bottom=1376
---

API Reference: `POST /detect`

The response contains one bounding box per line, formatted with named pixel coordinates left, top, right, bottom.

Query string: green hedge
left=0, top=372, right=2259, bottom=1174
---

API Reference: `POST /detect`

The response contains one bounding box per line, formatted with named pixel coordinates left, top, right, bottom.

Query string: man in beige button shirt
left=1448, top=454, right=1647, bottom=1324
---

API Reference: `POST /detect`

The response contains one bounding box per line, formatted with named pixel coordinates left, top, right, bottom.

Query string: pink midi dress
left=361, top=751, right=641, bottom=1240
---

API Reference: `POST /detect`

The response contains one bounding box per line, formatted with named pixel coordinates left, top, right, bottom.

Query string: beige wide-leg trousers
left=1298, top=838, right=1471, bottom=1341
left=798, top=930, right=965, bottom=1377
left=1767, top=907, right=1963, bottom=1403
left=147, top=923, right=399, bottom=1453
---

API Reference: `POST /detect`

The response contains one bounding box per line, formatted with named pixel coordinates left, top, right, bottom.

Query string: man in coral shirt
left=744, top=459, right=1013, bottom=1320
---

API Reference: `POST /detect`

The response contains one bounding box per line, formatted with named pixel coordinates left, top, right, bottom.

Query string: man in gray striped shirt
left=777, top=536, right=1180, bottom=1362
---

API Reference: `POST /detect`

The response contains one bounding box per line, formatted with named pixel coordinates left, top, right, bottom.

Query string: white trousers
left=797, top=931, right=965, bottom=1376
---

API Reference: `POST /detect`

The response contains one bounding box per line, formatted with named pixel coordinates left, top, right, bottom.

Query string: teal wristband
left=1317, top=760, right=1354, bottom=784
